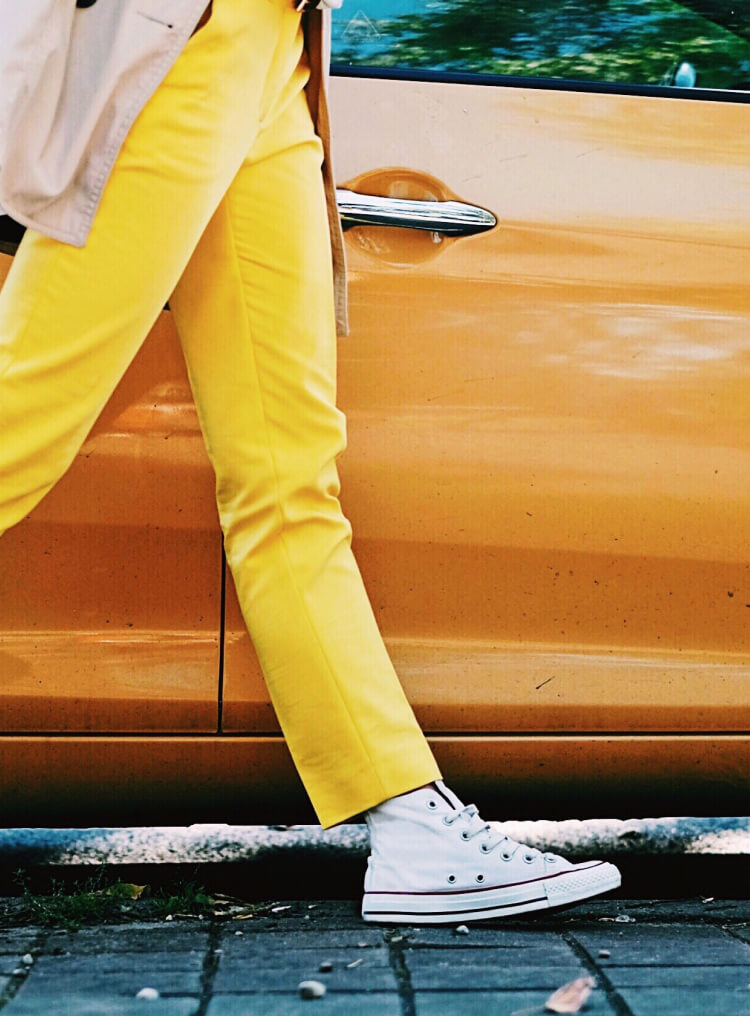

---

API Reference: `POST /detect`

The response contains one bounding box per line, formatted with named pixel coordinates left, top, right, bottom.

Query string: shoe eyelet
left=523, top=853, right=536, bottom=864
left=427, top=800, right=438, bottom=810
left=442, top=816, right=454, bottom=826
left=501, top=852, right=513, bottom=861
left=447, top=874, right=457, bottom=884
left=475, top=874, right=485, bottom=883
left=479, top=843, right=491, bottom=854
left=460, top=830, right=471, bottom=841
left=546, top=855, right=558, bottom=863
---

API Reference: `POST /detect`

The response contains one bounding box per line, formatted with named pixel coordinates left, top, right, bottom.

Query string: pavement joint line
left=0, top=929, right=48, bottom=1013
left=562, top=930, right=635, bottom=1016
left=193, top=920, right=222, bottom=1016
left=385, top=927, right=416, bottom=1016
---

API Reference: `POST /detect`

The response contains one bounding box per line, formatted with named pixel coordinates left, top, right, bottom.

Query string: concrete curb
left=0, top=817, right=748, bottom=866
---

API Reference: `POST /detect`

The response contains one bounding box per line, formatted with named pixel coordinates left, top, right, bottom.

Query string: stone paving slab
left=574, top=925, right=750, bottom=965
left=607, top=965, right=750, bottom=987
left=413, top=989, right=614, bottom=1014
left=410, top=962, right=590, bottom=990
left=1, top=995, right=197, bottom=1016
left=0, top=937, right=37, bottom=956
left=206, top=994, right=401, bottom=1015
left=44, top=924, right=208, bottom=953
left=402, top=934, right=573, bottom=959
left=403, top=927, right=579, bottom=948
left=222, top=928, right=384, bottom=950
left=216, top=944, right=391, bottom=967
left=213, top=941, right=395, bottom=990
left=16, top=967, right=202, bottom=995
left=614, top=987, right=750, bottom=1015
left=219, top=931, right=383, bottom=954
left=31, top=952, right=204, bottom=973
left=213, top=963, right=397, bottom=992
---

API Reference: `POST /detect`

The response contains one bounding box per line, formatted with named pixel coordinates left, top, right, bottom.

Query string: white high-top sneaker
left=362, top=781, right=621, bottom=924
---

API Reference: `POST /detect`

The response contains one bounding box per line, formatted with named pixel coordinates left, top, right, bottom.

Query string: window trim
left=330, top=63, right=750, bottom=104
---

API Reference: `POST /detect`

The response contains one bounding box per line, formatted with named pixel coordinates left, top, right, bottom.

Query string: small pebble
left=357, top=941, right=368, bottom=948
left=135, top=987, right=160, bottom=1000
left=598, top=949, right=611, bottom=959
left=346, top=958, right=363, bottom=969
left=318, top=961, right=334, bottom=973
left=455, top=925, right=470, bottom=935
left=299, top=980, right=326, bottom=999
left=235, top=930, right=244, bottom=936
left=164, top=914, right=174, bottom=922
left=11, top=968, right=25, bottom=976
left=615, top=915, right=636, bottom=923
left=21, top=954, right=34, bottom=966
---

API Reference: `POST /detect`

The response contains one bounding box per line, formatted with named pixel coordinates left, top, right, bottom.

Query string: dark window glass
left=331, top=0, right=750, bottom=93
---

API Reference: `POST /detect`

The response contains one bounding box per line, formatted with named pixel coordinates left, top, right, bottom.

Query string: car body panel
left=0, top=256, right=221, bottom=732
left=0, top=734, right=747, bottom=825
left=222, top=78, right=750, bottom=743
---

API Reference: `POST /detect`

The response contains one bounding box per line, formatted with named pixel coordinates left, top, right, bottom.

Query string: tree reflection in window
left=332, top=0, right=750, bottom=92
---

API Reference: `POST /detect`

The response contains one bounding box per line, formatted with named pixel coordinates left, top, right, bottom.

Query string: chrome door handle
left=336, top=189, right=497, bottom=236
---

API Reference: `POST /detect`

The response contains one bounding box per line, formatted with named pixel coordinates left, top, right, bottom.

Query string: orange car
left=1, top=0, right=748, bottom=825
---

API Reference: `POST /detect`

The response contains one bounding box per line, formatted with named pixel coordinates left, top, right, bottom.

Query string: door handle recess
left=336, top=188, right=497, bottom=236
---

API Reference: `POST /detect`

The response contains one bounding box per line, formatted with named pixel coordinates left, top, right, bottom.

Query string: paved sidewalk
left=0, top=899, right=748, bottom=1015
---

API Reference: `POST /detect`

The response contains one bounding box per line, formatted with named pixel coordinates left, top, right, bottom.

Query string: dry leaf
left=232, top=912, right=255, bottom=920
left=105, top=883, right=148, bottom=900
left=346, top=958, right=364, bottom=969
left=544, top=975, right=595, bottom=1013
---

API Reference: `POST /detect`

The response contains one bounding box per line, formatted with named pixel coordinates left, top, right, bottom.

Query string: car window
left=331, top=0, right=750, bottom=95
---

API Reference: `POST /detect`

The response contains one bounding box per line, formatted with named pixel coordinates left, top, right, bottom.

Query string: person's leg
left=168, top=5, right=621, bottom=920
left=169, top=2, right=441, bottom=832
left=0, top=0, right=304, bottom=537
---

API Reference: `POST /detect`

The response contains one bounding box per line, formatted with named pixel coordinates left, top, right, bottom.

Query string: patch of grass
left=11, top=867, right=214, bottom=929
left=150, top=879, right=212, bottom=919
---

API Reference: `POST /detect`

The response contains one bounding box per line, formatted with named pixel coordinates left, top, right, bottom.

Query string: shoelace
left=442, top=803, right=553, bottom=862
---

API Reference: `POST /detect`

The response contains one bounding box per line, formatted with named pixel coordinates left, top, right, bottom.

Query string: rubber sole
left=361, top=861, right=621, bottom=925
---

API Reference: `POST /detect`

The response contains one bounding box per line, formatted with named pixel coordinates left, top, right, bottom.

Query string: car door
left=222, top=0, right=750, bottom=813
left=0, top=240, right=222, bottom=734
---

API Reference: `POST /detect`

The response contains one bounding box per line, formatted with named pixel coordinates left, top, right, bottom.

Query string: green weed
left=11, top=867, right=214, bottom=929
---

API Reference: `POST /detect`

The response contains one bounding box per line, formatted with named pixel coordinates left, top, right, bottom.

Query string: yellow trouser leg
left=0, top=0, right=440, bottom=828
left=169, top=39, right=440, bottom=831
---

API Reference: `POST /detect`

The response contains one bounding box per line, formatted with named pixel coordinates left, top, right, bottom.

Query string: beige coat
left=0, top=0, right=348, bottom=334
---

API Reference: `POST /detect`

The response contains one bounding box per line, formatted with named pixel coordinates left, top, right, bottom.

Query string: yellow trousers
left=0, top=0, right=440, bottom=828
